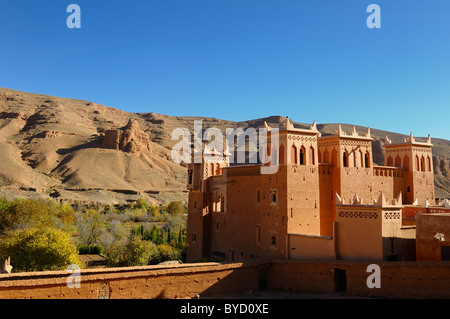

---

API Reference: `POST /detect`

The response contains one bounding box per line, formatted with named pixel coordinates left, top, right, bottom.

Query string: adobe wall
left=186, top=190, right=204, bottom=262
left=208, top=165, right=288, bottom=262
left=318, top=164, right=334, bottom=236
left=267, top=260, right=450, bottom=298
left=0, top=262, right=261, bottom=299
left=335, top=208, right=383, bottom=261
left=288, top=234, right=336, bottom=260
left=2, top=260, right=450, bottom=299
left=337, top=167, right=374, bottom=204
left=287, top=164, right=320, bottom=236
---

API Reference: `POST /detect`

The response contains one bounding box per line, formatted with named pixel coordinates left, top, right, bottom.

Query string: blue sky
left=0, top=1, right=449, bottom=139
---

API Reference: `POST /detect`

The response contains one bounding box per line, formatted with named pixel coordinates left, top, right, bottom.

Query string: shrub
left=0, top=227, right=83, bottom=272
left=104, top=239, right=127, bottom=267
left=121, top=237, right=157, bottom=267
left=151, top=244, right=181, bottom=264
left=135, top=197, right=149, bottom=209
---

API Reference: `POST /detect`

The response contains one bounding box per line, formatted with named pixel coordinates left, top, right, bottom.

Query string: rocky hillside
left=0, top=87, right=448, bottom=204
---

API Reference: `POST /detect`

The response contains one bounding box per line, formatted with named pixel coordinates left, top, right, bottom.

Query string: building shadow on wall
left=193, top=262, right=269, bottom=299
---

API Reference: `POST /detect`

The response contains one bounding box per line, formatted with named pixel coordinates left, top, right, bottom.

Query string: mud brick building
left=186, top=118, right=446, bottom=263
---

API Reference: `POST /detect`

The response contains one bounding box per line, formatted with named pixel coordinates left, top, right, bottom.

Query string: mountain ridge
left=0, top=87, right=448, bottom=204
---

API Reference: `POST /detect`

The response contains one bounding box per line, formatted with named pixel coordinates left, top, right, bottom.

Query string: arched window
left=420, top=156, right=425, bottom=172
left=318, top=150, right=322, bottom=164
left=291, top=145, right=297, bottom=164
left=350, top=151, right=355, bottom=167
left=395, top=155, right=402, bottom=167
left=404, top=155, right=410, bottom=170
left=279, top=144, right=285, bottom=165
left=309, top=146, right=315, bottom=165
left=332, top=150, right=337, bottom=165
left=359, top=150, right=364, bottom=167
left=364, top=152, right=370, bottom=168
left=343, top=151, right=349, bottom=167
left=272, top=148, right=278, bottom=165
left=324, top=150, right=330, bottom=164
left=299, top=146, right=306, bottom=165
left=188, top=170, right=193, bottom=185
left=210, top=163, right=215, bottom=176
left=427, top=156, right=431, bottom=172
left=387, top=156, right=393, bottom=166
left=415, top=155, right=420, bottom=171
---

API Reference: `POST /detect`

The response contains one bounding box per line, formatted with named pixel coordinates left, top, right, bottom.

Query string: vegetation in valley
left=0, top=197, right=187, bottom=272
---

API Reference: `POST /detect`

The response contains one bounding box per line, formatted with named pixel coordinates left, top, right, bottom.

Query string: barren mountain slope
left=0, top=87, right=448, bottom=204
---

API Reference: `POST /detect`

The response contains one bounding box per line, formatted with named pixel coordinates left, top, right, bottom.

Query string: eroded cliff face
left=101, top=119, right=152, bottom=154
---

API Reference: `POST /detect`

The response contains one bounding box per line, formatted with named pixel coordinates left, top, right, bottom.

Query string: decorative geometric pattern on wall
left=338, top=211, right=378, bottom=219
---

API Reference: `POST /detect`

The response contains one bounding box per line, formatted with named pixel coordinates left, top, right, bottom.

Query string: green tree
left=165, top=201, right=185, bottom=217
left=0, top=227, right=82, bottom=272
left=0, top=198, right=61, bottom=234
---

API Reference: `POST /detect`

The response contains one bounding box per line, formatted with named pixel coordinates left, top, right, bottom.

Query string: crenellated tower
left=384, top=133, right=434, bottom=204
left=317, top=125, right=374, bottom=235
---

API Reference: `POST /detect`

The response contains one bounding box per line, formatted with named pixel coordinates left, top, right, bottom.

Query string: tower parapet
left=384, top=133, right=434, bottom=204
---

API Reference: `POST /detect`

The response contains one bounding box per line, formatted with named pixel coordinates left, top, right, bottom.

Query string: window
left=257, top=190, right=261, bottom=203
left=324, top=150, right=330, bottom=164
left=359, top=150, right=364, bottom=167
left=343, top=151, right=348, bottom=167
left=387, top=156, right=393, bottom=166
left=332, top=150, right=337, bottom=165
left=279, top=145, right=285, bottom=165
left=395, top=155, right=402, bottom=167
left=188, top=170, right=193, bottom=185
left=216, top=163, right=221, bottom=175
left=291, top=145, right=298, bottom=164
left=299, top=147, right=306, bottom=165
left=269, top=233, right=277, bottom=247
left=309, top=146, right=315, bottom=165
left=403, top=155, right=409, bottom=170
left=365, top=153, right=370, bottom=168
left=420, top=156, right=425, bottom=172
left=192, top=232, right=197, bottom=243
left=270, top=190, right=277, bottom=204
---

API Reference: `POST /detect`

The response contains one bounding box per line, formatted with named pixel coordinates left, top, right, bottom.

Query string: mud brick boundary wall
left=1, top=260, right=450, bottom=299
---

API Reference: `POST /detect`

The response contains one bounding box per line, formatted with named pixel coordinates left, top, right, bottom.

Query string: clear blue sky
left=0, top=1, right=449, bottom=139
